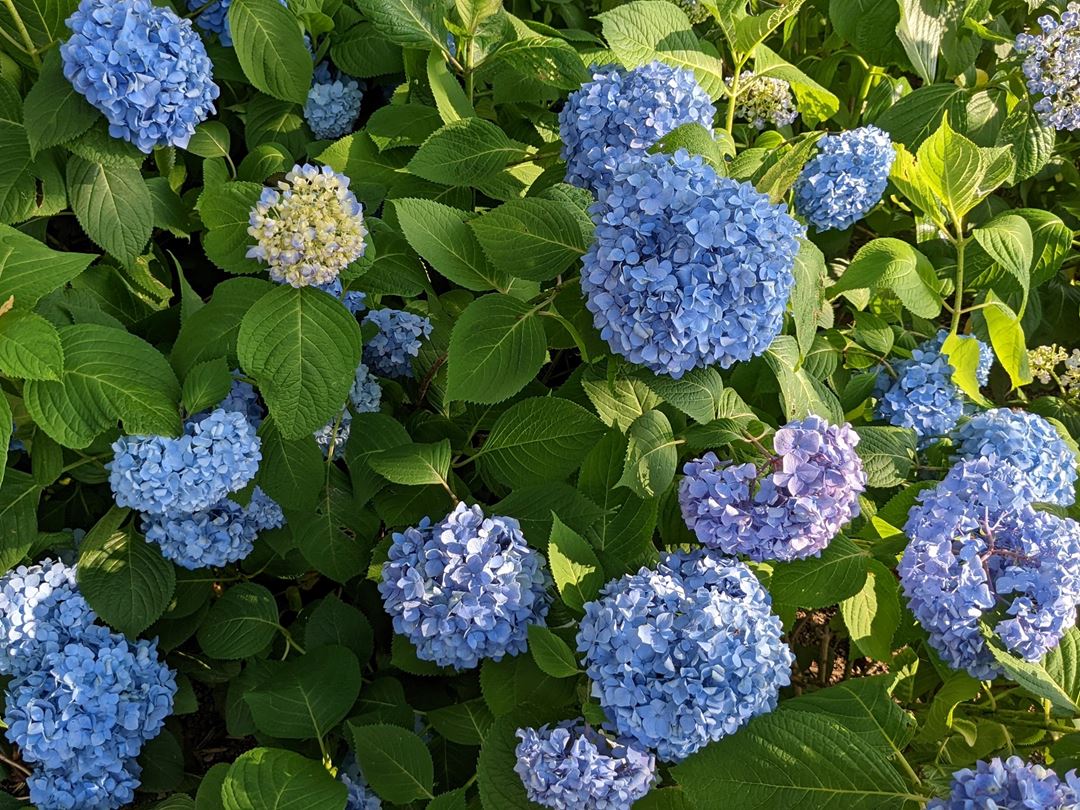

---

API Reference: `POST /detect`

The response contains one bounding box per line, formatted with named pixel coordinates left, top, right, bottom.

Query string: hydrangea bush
left=1, top=0, right=1080, bottom=807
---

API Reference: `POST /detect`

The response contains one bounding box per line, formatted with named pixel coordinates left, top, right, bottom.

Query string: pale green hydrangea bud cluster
left=1028, top=344, right=1080, bottom=399
left=730, top=71, right=798, bottom=129
left=247, top=163, right=367, bottom=288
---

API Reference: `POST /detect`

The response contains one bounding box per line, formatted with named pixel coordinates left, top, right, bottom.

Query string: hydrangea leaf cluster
left=928, top=756, right=1080, bottom=809
left=953, top=408, right=1078, bottom=506
left=581, top=149, right=802, bottom=378
left=729, top=71, right=799, bottom=129
left=247, top=164, right=367, bottom=288
left=794, top=125, right=895, bottom=231
left=514, top=721, right=656, bottom=810
left=305, top=64, right=363, bottom=140
left=900, top=458, right=1080, bottom=679
left=61, top=0, right=219, bottom=153
left=679, top=416, right=866, bottom=561
left=362, top=308, right=433, bottom=379
left=1016, top=3, right=1080, bottom=131
left=577, top=550, right=792, bottom=762
left=379, top=503, right=551, bottom=670
left=559, top=62, right=716, bottom=194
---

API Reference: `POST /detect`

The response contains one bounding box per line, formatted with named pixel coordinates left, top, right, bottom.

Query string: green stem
left=463, top=37, right=475, bottom=104
left=950, top=231, right=966, bottom=336
left=724, top=64, right=742, bottom=135
left=2, top=0, right=40, bottom=66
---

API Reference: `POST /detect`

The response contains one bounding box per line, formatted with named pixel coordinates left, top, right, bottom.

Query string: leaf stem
left=949, top=225, right=966, bottom=336
left=724, top=61, right=743, bottom=135
left=1, top=0, right=40, bottom=66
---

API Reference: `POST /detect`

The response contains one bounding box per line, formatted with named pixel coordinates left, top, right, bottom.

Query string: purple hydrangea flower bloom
left=349, top=362, right=382, bottom=414
left=379, top=503, right=551, bottom=670
left=5, top=623, right=176, bottom=810
left=928, top=756, right=1080, bottom=809
left=514, top=721, right=656, bottom=810
left=794, top=126, right=895, bottom=231
left=0, top=560, right=96, bottom=678
left=581, top=149, right=802, bottom=378
left=61, top=0, right=219, bottom=153
left=679, top=416, right=866, bottom=561
left=305, top=64, right=363, bottom=140
left=577, top=550, right=792, bottom=762
left=339, top=753, right=381, bottom=809
left=559, top=62, right=716, bottom=194
left=953, top=408, right=1077, bottom=507
left=1016, top=3, right=1080, bottom=131
left=362, top=308, right=433, bottom=379
left=900, top=458, right=1080, bottom=679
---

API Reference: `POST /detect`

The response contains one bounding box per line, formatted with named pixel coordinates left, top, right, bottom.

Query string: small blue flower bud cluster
left=306, top=63, right=363, bottom=140
left=900, top=458, right=1080, bottom=679
left=954, top=408, right=1077, bottom=507
left=577, top=550, right=792, bottom=762
left=187, top=0, right=233, bottom=44
left=313, top=361, right=380, bottom=459
left=874, top=331, right=991, bottom=446
left=350, top=362, right=382, bottom=414
left=247, top=164, right=368, bottom=288
left=928, top=756, right=1080, bottom=809
left=581, top=149, right=802, bottom=378
left=1016, top=3, right=1080, bottom=131
left=362, top=308, right=433, bottom=379
left=339, top=753, right=381, bottom=810
left=314, top=408, right=352, bottom=460
left=61, top=0, right=219, bottom=153
left=729, top=71, right=799, bottom=129
left=559, top=62, right=716, bottom=194
left=794, top=125, right=895, bottom=231
left=679, top=416, right=866, bottom=562
left=514, top=721, right=656, bottom=810
left=344, top=290, right=368, bottom=315
left=0, top=561, right=175, bottom=810
left=379, top=503, right=551, bottom=670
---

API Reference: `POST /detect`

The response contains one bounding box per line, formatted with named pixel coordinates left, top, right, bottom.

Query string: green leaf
left=0, top=310, right=63, bottom=380
left=197, top=583, right=280, bottom=659
left=0, top=470, right=38, bottom=571
left=477, top=397, right=606, bottom=489
left=445, top=294, right=547, bottom=404
left=221, top=748, right=346, bottom=810
left=469, top=198, right=592, bottom=282
left=940, top=332, right=990, bottom=406
left=840, top=559, right=901, bottom=661
left=973, top=214, right=1032, bottom=311
left=982, top=294, right=1031, bottom=389
left=350, top=723, right=435, bottom=803
left=752, top=45, right=839, bottom=123
left=494, top=483, right=603, bottom=544
left=22, top=48, right=98, bottom=156
left=171, top=277, right=273, bottom=377
left=580, top=365, right=661, bottom=431
left=995, top=99, right=1055, bottom=184
left=982, top=626, right=1080, bottom=714
left=331, top=23, right=404, bottom=78
left=785, top=677, right=916, bottom=755
left=916, top=113, right=982, bottom=219
left=305, top=594, right=374, bottom=663
left=830, top=238, right=942, bottom=319
left=187, top=121, right=232, bottom=159
left=67, top=155, right=153, bottom=265
left=528, top=625, right=579, bottom=678
left=427, top=700, right=493, bottom=746
left=875, top=83, right=968, bottom=149
left=791, top=238, right=827, bottom=357
left=547, top=515, right=604, bottom=613
left=196, top=182, right=263, bottom=274
left=394, top=198, right=505, bottom=291
left=426, top=48, right=474, bottom=124
left=367, top=105, right=443, bottom=151
left=895, top=0, right=945, bottom=84
left=238, top=285, right=362, bottom=439
left=246, top=645, right=361, bottom=739
left=255, top=417, right=324, bottom=511
left=618, top=409, right=678, bottom=498
left=0, top=0, right=78, bottom=50
left=770, top=535, right=869, bottom=610
left=483, top=36, right=589, bottom=91
left=294, top=485, right=376, bottom=583
left=649, top=122, right=735, bottom=171
left=181, top=359, right=233, bottom=416
left=78, top=526, right=176, bottom=636
left=638, top=367, right=726, bottom=424
left=763, top=336, right=844, bottom=424
left=1043, top=627, right=1080, bottom=711
left=229, top=0, right=313, bottom=104
left=853, top=426, right=917, bottom=488
left=0, top=224, right=95, bottom=308
left=368, top=440, right=452, bottom=486
left=408, top=118, right=526, bottom=185
left=351, top=0, right=451, bottom=48
left=733, top=0, right=806, bottom=54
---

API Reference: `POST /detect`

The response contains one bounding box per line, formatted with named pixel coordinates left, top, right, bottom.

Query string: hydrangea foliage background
left=1, top=0, right=1080, bottom=808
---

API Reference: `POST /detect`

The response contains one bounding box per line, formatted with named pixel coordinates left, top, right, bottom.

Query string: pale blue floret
left=794, top=125, right=895, bottom=231
left=928, top=756, right=1080, bottom=809
left=1016, top=4, right=1080, bottom=131
left=61, top=0, right=219, bottom=153
left=339, top=753, right=381, bottom=810
left=350, top=362, right=382, bottom=413
left=379, top=503, right=551, bottom=670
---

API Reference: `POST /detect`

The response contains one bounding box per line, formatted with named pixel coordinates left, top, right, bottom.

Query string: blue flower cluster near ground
left=61, top=0, right=219, bottom=153
left=795, top=125, right=895, bottom=231
left=379, top=503, right=551, bottom=670
left=339, top=753, right=382, bottom=809
left=362, top=308, right=433, bottom=379
left=1016, top=3, right=1080, bottom=131
left=929, top=757, right=1080, bottom=808
left=581, top=149, right=802, bottom=378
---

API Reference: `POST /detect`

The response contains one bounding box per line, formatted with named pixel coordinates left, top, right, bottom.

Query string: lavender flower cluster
left=929, top=757, right=1080, bottom=809
left=61, top=0, right=219, bottom=153
left=514, top=722, right=656, bottom=810
left=899, top=458, right=1080, bottom=679
left=362, top=308, right=433, bottom=379
left=379, top=503, right=551, bottom=670
left=0, top=560, right=175, bottom=810
left=679, top=416, right=866, bottom=562
left=795, top=126, right=895, bottom=231
left=581, top=149, right=802, bottom=378
left=1016, top=3, right=1080, bottom=131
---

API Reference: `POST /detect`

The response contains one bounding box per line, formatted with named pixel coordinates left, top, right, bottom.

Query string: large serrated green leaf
left=393, top=198, right=504, bottom=291
left=470, top=198, right=592, bottom=282
left=408, top=118, right=527, bottom=186
left=350, top=723, right=435, bottom=803
left=229, top=0, right=313, bottom=104
left=22, top=49, right=98, bottom=157
left=198, top=583, right=280, bottom=659
left=618, top=409, right=677, bottom=498
left=67, top=155, right=153, bottom=264
left=221, top=748, right=346, bottom=810
left=0, top=310, right=63, bottom=380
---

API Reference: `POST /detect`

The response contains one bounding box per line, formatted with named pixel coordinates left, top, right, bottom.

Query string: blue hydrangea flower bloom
left=218, top=375, right=264, bottom=429
left=794, top=126, right=895, bottom=231
left=0, top=560, right=95, bottom=678
left=5, top=623, right=176, bottom=810
left=679, top=416, right=866, bottom=561
left=343, top=290, right=368, bottom=315
left=577, top=550, right=792, bottom=762
left=581, top=150, right=802, bottom=378
left=900, top=458, right=1080, bottom=679
left=362, top=308, right=433, bottom=379
left=314, top=408, right=351, bottom=460
left=559, top=62, right=716, bottom=194
left=350, top=362, right=382, bottom=413
left=379, top=503, right=551, bottom=670
left=248, top=164, right=368, bottom=288
left=874, top=331, right=990, bottom=446
left=514, top=721, right=656, bottom=810
left=306, top=64, right=363, bottom=140
left=61, top=0, right=219, bottom=153
left=141, top=486, right=284, bottom=570
left=1016, top=4, right=1080, bottom=131
left=108, top=409, right=262, bottom=516
left=928, top=756, right=1080, bottom=809
left=954, top=408, right=1077, bottom=507
left=315, top=278, right=345, bottom=299
left=339, top=753, right=381, bottom=810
